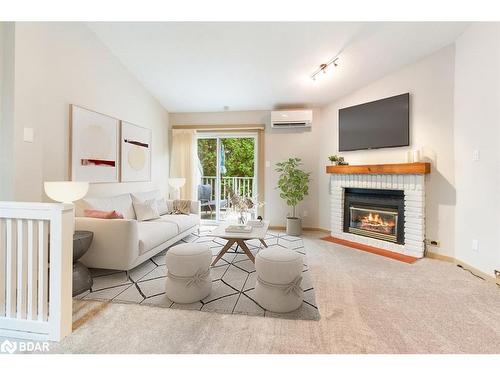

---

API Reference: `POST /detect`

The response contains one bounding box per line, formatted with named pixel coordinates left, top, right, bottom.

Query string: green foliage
left=197, top=138, right=255, bottom=177
left=221, top=138, right=255, bottom=177
left=328, top=155, right=344, bottom=164
left=198, top=139, right=217, bottom=176
left=275, top=158, right=311, bottom=218
left=328, top=155, right=348, bottom=165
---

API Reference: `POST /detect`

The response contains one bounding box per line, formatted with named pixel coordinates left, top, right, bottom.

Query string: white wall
left=317, top=46, right=456, bottom=257
left=170, top=109, right=324, bottom=228
left=0, top=22, right=15, bottom=201
left=10, top=22, right=169, bottom=201
left=454, top=24, right=500, bottom=276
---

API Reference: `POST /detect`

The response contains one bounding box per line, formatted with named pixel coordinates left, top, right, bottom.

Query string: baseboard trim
left=425, top=251, right=455, bottom=263
left=321, top=236, right=418, bottom=264
left=426, top=251, right=498, bottom=284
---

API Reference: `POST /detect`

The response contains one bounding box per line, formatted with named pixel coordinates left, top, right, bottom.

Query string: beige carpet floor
left=49, top=231, right=500, bottom=354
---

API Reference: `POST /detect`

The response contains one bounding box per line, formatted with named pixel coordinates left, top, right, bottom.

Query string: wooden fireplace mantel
left=325, top=162, right=431, bottom=175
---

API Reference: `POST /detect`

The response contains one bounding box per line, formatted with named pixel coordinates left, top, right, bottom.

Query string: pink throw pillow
left=84, top=209, right=124, bottom=219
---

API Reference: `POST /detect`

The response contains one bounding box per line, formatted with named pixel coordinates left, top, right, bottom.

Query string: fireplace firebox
left=343, top=188, right=405, bottom=244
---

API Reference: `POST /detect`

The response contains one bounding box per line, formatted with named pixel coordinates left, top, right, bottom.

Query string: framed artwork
left=70, top=105, right=120, bottom=183
left=120, top=121, right=152, bottom=182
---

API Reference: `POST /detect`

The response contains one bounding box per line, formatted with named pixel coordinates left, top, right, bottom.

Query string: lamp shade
left=44, top=181, right=89, bottom=203
left=168, top=178, right=186, bottom=189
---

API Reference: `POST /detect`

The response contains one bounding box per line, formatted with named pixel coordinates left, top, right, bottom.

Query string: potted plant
left=275, top=158, right=311, bottom=236
left=328, top=155, right=347, bottom=165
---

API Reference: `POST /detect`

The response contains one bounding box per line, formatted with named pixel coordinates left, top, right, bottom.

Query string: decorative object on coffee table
left=209, top=220, right=269, bottom=265
left=227, top=187, right=263, bottom=224
left=73, top=230, right=94, bottom=296
left=275, top=158, right=311, bottom=236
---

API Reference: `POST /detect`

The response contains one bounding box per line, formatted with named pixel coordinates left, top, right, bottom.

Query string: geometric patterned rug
left=76, top=226, right=320, bottom=320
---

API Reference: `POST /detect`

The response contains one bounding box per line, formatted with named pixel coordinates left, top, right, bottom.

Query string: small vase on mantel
left=406, top=149, right=421, bottom=163
left=413, top=150, right=420, bottom=162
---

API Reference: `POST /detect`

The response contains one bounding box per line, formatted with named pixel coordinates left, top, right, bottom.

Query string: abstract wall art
left=120, top=121, right=152, bottom=182
left=70, top=105, right=120, bottom=183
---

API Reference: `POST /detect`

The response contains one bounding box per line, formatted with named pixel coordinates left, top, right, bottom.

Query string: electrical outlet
left=23, top=128, right=34, bottom=143
left=303, top=210, right=309, bottom=217
left=472, top=150, right=480, bottom=161
left=425, top=239, right=440, bottom=247
left=472, top=239, right=479, bottom=251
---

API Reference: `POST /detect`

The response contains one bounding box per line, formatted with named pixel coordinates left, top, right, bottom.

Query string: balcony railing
left=200, top=176, right=255, bottom=202
left=199, top=176, right=255, bottom=220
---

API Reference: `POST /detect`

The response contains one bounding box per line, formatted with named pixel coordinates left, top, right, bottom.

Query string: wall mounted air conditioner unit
left=271, top=110, right=313, bottom=129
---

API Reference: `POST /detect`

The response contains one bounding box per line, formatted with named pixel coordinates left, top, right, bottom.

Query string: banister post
left=48, top=204, right=74, bottom=341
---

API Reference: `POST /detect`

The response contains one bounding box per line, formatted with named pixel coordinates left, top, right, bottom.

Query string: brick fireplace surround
left=326, top=162, right=431, bottom=259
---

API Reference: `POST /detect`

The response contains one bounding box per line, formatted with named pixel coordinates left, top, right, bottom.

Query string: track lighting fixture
left=311, top=57, right=339, bottom=81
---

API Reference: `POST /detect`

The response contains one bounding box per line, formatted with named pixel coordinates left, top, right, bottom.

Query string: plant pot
left=286, top=217, right=302, bottom=236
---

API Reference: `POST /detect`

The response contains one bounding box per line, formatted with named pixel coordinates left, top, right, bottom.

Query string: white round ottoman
left=254, top=247, right=304, bottom=313
left=165, top=243, right=212, bottom=304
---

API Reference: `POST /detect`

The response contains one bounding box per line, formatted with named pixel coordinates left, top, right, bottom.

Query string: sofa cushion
left=133, top=199, right=160, bottom=221
left=156, top=198, right=169, bottom=215
left=76, top=193, right=136, bottom=219
left=155, top=214, right=199, bottom=233
left=137, top=221, right=179, bottom=255
left=131, top=190, right=162, bottom=202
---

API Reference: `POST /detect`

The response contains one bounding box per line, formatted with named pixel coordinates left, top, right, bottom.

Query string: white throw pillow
left=156, top=198, right=169, bottom=216
left=131, top=190, right=162, bottom=202
left=133, top=199, right=160, bottom=221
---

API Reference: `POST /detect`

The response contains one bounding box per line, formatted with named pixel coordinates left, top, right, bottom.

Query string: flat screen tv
left=339, top=93, right=409, bottom=151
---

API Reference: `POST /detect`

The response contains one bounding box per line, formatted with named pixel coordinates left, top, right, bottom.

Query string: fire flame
left=359, top=212, right=395, bottom=234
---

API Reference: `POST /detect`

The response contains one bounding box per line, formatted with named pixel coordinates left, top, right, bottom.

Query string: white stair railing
left=0, top=202, right=73, bottom=341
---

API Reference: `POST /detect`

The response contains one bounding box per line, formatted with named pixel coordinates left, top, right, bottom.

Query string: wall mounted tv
left=338, top=93, right=409, bottom=151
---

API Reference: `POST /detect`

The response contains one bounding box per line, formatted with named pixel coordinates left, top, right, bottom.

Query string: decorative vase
left=239, top=211, right=247, bottom=224
left=413, top=149, right=420, bottom=162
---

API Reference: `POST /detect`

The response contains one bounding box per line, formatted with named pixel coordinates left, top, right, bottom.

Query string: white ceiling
left=88, top=22, right=468, bottom=113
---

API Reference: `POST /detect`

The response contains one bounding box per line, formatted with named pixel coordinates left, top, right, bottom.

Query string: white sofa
left=75, top=190, right=200, bottom=271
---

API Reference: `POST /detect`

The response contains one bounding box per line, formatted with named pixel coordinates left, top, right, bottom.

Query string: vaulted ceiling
left=88, top=22, right=468, bottom=112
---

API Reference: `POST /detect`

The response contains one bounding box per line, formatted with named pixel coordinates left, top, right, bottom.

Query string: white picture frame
left=120, top=121, right=152, bottom=182
left=70, top=105, right=120, bottom=183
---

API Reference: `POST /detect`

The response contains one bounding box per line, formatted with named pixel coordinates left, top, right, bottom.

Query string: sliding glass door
left=197, top=133, right=258, bottom=223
